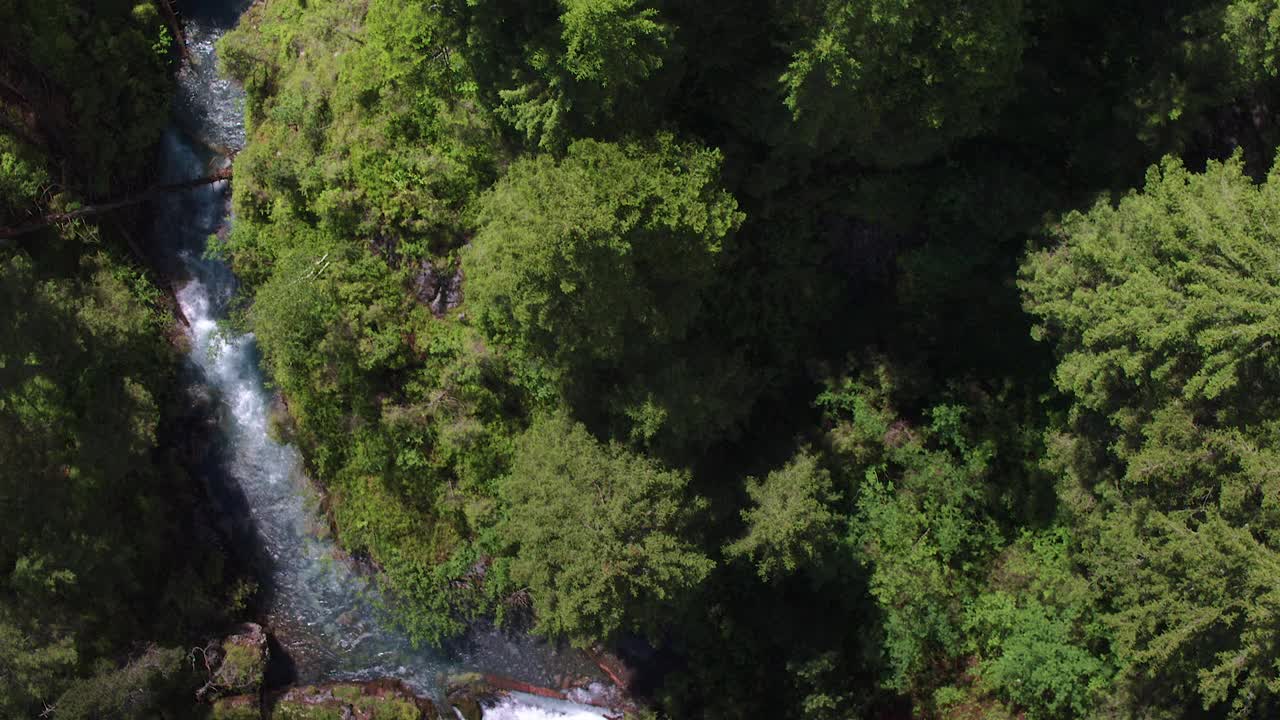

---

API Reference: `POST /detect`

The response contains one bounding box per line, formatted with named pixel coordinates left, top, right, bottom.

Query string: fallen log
left=480, top=672, right=638, bottom=717
left=481, top=674, right=569, bottom=702
left=0, top=167, right=231, bottom=241
left=585, top=646, right=635, bottom=692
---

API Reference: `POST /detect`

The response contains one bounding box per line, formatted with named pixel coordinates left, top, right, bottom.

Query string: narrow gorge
left=159, top=2, right=621, bottom=717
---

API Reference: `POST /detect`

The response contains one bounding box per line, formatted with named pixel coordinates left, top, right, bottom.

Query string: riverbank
left=190, top=622, right=624, bottom=719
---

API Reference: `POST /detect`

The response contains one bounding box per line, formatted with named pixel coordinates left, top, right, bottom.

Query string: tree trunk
left=0, top=167, right=231, bottom=241
left=154, top=0, right=192, bottom=63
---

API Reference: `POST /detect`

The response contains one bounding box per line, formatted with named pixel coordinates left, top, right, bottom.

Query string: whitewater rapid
left=152, top=2, right=609, bottom=716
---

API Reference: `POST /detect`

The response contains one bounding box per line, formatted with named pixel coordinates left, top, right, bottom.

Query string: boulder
left=446, top=673, right=505, bottom=720
left=451, top=695, right=482, bottom=720
left=214, top=623, right=269, bottom=695
left=411, top=260, right=464, bottom=317
left=411, top=261, right=440, bottom=305
left=268, top=680, right=438, bottom=719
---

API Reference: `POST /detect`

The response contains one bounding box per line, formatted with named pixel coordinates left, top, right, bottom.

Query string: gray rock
left=414, top=261, right=464, bottom=317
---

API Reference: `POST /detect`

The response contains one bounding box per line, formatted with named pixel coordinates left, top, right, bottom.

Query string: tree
left=963, top=528, right=1113, bottom=720
left=559, top=0, right=671, bottom=88
left=0, top=246, right=237, bottom=714
left=0, top=0, right=172, bottom=193
left=1089, top=510, right=1280, bottom=718
left=202, top=0, right=1280, bottom=716
left=1226, top=0, right=1280, bottom=80
left=725, top=449, right=841, bottom=582
left=820, top=367, right=1002, bottom=694
left=1021, top=152, right=1280, bottom=714
left=497, top=413, right=714, bottom=644
left=1021, top=153, right=1280, bottom=514
left=0, top=621, right=76, bottom=718
left=464, top=136, right=742, bottom=375
left=52, top=646, right=198, bottom=720
left=777, top=0, right=1025, bottom=166
left=460, top=0, right=677, bottom=150
left=0, top=134, right=49, bottom=224
left=0, top=7, right=236, bottom=714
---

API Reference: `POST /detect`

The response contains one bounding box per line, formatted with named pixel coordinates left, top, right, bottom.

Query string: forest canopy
left=5, top=0, right=1280, bottom=717
left=0, top=3, right=244, bottom=716
left=210, top=0, right=1280, bottom=716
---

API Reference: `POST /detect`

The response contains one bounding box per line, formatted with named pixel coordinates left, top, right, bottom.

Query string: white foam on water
left=482, top=707, right=606, bottom=720
left=482, top=695, right=610, bottom=720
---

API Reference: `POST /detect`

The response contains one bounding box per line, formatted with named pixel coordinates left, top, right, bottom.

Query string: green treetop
left=559, top=0, right=671, bottom=88
left=1022, top=152, right=1280, bottom=715
left=777, top=0, right=1025, bottom=167
left=463, top=136, right=743, bottom=376
left=725, top=449, right=842, bottom=583
left=465, top=0, right=676, bottom=150
left=1022, top=152, right=1280, bottom=517
left=1226, top=0, right=1280, bottom=80
left=820, top=367, right=1003, bottom=694
left=497, top=413, right=714, bottom=645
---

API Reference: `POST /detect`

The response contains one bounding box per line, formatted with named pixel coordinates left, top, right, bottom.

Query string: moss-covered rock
left=268, top=680, right=437, bottom=720
left=212, top=694, right=263, bottom=720
left=446, top=673, right=505, bottom=720
left=213, top=623, right=269, bottom=695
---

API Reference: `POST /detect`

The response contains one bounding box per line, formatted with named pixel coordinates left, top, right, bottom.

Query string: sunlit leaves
left=464, top=136, right=741, bottom=373
left=725, top=449, right=841, bottom=582
left=1022, top=152, right=1280, bottom=713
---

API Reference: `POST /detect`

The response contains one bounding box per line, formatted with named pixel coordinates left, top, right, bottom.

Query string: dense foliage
left=211, top=0, right=1280, bottom=716
left=0, top=3, right=241, bottom=716
left=0, top=0, right=173, bottom=194
left=498, top=413, right=714, bottom=644
left=1021, top=155, right=1280, bottom=717
left=778, top=0, right=1026, bottom=166
left=7, top=0, right=1280, bottom=717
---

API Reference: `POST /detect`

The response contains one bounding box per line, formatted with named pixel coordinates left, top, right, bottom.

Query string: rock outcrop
left=411, top=260, right=464, bottom=316
left=267, top=680, right=440, bottom=719
left=197, top=626, right=630, bottom=719
left=446, top=673, right=502, bottom=720
left=216, top=623, right=270, bottom=694
left=198, top=622, right=270, bottom=701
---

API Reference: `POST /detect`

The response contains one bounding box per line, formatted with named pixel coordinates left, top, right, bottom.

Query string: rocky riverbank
left=195, top=623, right=631, bottom=720
left=213, top=679, right=436, bottom=720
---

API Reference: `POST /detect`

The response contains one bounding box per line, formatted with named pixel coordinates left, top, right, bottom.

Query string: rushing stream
left=153, top=3, right=610, bottom=717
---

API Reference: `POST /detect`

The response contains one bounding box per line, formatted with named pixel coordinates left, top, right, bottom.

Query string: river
left=153, top=3, right=611, bottom=717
